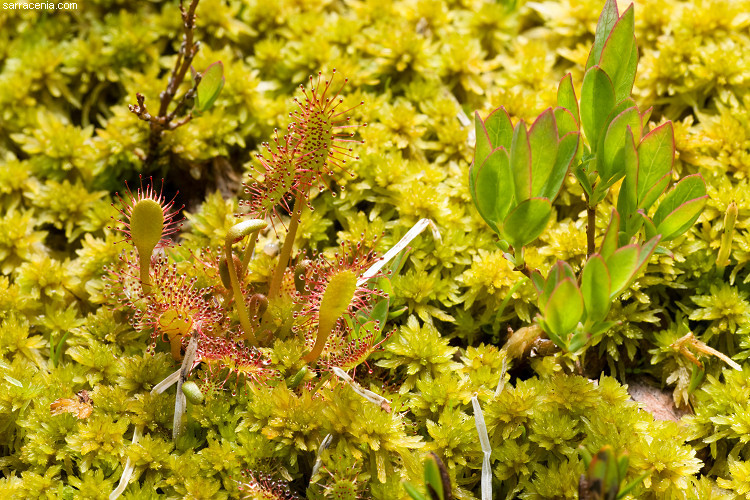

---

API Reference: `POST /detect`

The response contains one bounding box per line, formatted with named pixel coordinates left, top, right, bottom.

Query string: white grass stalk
left=472, top=395, right=492, bottom=500
left=358, top=218, right=440, bottom=286
left=173, top=329, right=200, bottom=439
left=310, top=433, right=334, bottom=481
left=332, top=366, right=392, bottom=412
left=111, top=335, right=202, bottom=499
left=494, top=356, right=508, bottom=398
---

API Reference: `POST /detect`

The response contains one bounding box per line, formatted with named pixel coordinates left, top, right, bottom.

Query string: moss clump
left=1, top=0, right=748, bottom=498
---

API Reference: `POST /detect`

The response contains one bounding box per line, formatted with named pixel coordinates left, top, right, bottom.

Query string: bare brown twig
left=128, top=0, right=202, bottom=166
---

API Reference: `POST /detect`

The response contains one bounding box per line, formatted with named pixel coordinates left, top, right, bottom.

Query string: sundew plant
left=2, top=0, right=750, bottom=498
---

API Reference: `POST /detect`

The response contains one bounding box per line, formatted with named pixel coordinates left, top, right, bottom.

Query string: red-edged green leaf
left=195, top=61, right=224, bottom=114
left=606, top=245, right=639, bottom=298
left=538, top=318, right=568, bottom=350
left=653, top=174, right=707, bottom=240
left=471, top=147, right=512, bottom=232
left=599, top=209, right=620, bottom=260
left=554, top=107, right=578, bottom=137
left=541, top=260, right=577, bottom=307
left=622, top=126, right=639, bottom=209
left=568, top=331, right=590, bottom=352
left=601, top=107, right=642, bottom=182
left=586, top=0, right=620, bottom=70
left=573, top=162, right=593, bottom=199
left=581, top=254, right=611, bottom=323
left=484, top=107, right=514, bottom=151
left=531, top=270, right=546, bottom=295
left=636, top=122, right=674, bottom=210
left=642, top=212, right=658, bottom=240
left=640, top=106, right=653, bottom=128
left=545, top=278, right=584, bottom=336
left=502, top=197, right=552, bottom=250
left=598, top=5, right=637, bottom=101
left=634, top=235, right=661, bottom=277
left=510, top=121, right=532, bottom=202
left=580, top=67, right=615, bottom=152
left=473, top=111, right=492, bottom=178
left=615, top=127, right=641, bottom=237
left=557, top=73, right=579, bottom=124
left=540, top=131, right=578, bottom=200
left=529, top=109, right=559, bottom=197
left=656, top=197, right=707, bottom=241
left=605, top=236, right=659, bottom=301
left=639, top=171, right=672, bottom=214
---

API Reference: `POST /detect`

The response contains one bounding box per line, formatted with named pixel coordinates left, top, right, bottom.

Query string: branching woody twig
left=128, top=0, right=202, bottom=165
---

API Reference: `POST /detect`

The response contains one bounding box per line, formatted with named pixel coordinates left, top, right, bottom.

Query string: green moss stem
left=240, top=230, right=259, bottom=278
left=138, top=251, right=152, bottom=294
left=225, top=238, right=257, bottom=346
left=268, top=190, right=306, bottom=298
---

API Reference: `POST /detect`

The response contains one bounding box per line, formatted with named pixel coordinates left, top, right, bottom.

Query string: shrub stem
left=587, top=205, right=596, bottom=256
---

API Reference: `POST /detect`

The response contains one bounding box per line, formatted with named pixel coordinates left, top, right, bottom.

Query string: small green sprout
left=192, top=61, right=224, bottom=116
left=403, top=453, right=453, bottom=500
left=578, top=446, right=650, bottom=500
left=716, top=201, right=737, bottom=269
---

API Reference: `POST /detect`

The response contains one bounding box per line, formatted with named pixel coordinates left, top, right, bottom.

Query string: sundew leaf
left=545, top=278, right=584, bottom=337
left=653, top=174, right=708, bottom=240
left=194, top=61, right=224, bottom=114
left=502, top=197, right=552, bottom=250
left=580, top=67, right=615, bottom=151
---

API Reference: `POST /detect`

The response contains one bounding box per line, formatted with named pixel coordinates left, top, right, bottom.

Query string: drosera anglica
left=110, top=176, right=183, bottom=294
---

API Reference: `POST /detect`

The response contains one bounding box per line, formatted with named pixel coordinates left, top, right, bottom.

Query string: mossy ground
left=1, top=0, right=750, bottom=498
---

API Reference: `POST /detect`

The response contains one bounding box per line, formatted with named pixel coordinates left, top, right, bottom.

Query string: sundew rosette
left=197, top=330, right=279, bottom=393
left=111, top=177, right=183, bottom=294
left=126, top=255, right=223, bottom=359
left=293, top=238, right=389, bottom=369
left=242, top=71, right=364, bottom=225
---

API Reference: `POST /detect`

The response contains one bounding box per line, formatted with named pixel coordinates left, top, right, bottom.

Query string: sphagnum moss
left=1, top=0, right=749, bottom=497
